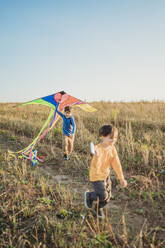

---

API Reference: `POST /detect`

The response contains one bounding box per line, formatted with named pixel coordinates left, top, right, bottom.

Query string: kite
left=10, top=91, right=97, bottom=166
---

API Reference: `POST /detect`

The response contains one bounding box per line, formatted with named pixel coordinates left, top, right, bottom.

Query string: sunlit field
left=0, top=101, right=165, bottom=248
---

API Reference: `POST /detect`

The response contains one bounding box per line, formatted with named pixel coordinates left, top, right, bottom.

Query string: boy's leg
left=68, top=135, right=74, bottom=155
left=93, top=181, right=108, bottom=209
left=62, top=135, right=69, bottom=158
left=84, top=180, right=99, bottom=209
left=94, top=179, right=111, bottom=218
left=84, top=178, right=111, bottom=216
left=84, top=181, right=105, bottom=210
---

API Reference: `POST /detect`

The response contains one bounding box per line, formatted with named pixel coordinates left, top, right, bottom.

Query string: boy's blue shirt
left=57, top=110, right=76, bottom=136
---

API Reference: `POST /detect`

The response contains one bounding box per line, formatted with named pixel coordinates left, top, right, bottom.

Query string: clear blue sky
left=0, top=0, right=165, bottom=102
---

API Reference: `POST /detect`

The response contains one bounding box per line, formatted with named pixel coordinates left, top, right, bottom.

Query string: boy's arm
left=111, top=147, right=127, bottom=187
left=56, top=109, right=65, bottom=118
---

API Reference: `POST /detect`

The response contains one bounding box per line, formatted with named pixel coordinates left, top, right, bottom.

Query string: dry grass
left=0, top=101, right=165, bottom=247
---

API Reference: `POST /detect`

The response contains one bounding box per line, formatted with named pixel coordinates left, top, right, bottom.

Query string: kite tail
left=9, top=107, right=59, bottom=165
left=20, top=104, right=59, bottom=165
left=22, top=149, right=43, bottom=166
left=36, top=103, right=59, bottom=145
left=15, top=108, right=55, bottom=155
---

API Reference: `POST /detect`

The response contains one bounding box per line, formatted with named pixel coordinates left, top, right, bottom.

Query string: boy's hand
left=120, top=179, right=127, bottom=188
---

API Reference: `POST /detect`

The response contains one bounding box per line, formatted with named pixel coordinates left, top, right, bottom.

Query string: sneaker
left=64, top=154, right=68, bottom=160
left=84, top=191, right=93, bottom=209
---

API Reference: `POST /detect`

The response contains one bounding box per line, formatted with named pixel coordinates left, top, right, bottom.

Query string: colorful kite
left=10, top=91, right=97, bottom=165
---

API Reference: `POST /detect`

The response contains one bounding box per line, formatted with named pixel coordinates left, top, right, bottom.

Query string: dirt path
left=38, top=161, right=145, bottom=236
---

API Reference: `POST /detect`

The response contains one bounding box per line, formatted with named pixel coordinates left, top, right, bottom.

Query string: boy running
left=57, top=106, right=76, bottom=160
left=84, top=124, right=127, bottom=219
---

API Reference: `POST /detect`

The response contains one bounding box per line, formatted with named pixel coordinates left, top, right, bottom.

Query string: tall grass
left=0, top=101, right=165, bottom=247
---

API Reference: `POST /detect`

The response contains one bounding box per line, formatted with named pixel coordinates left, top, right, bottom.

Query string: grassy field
left=0, top=101, right=165, bottom=248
